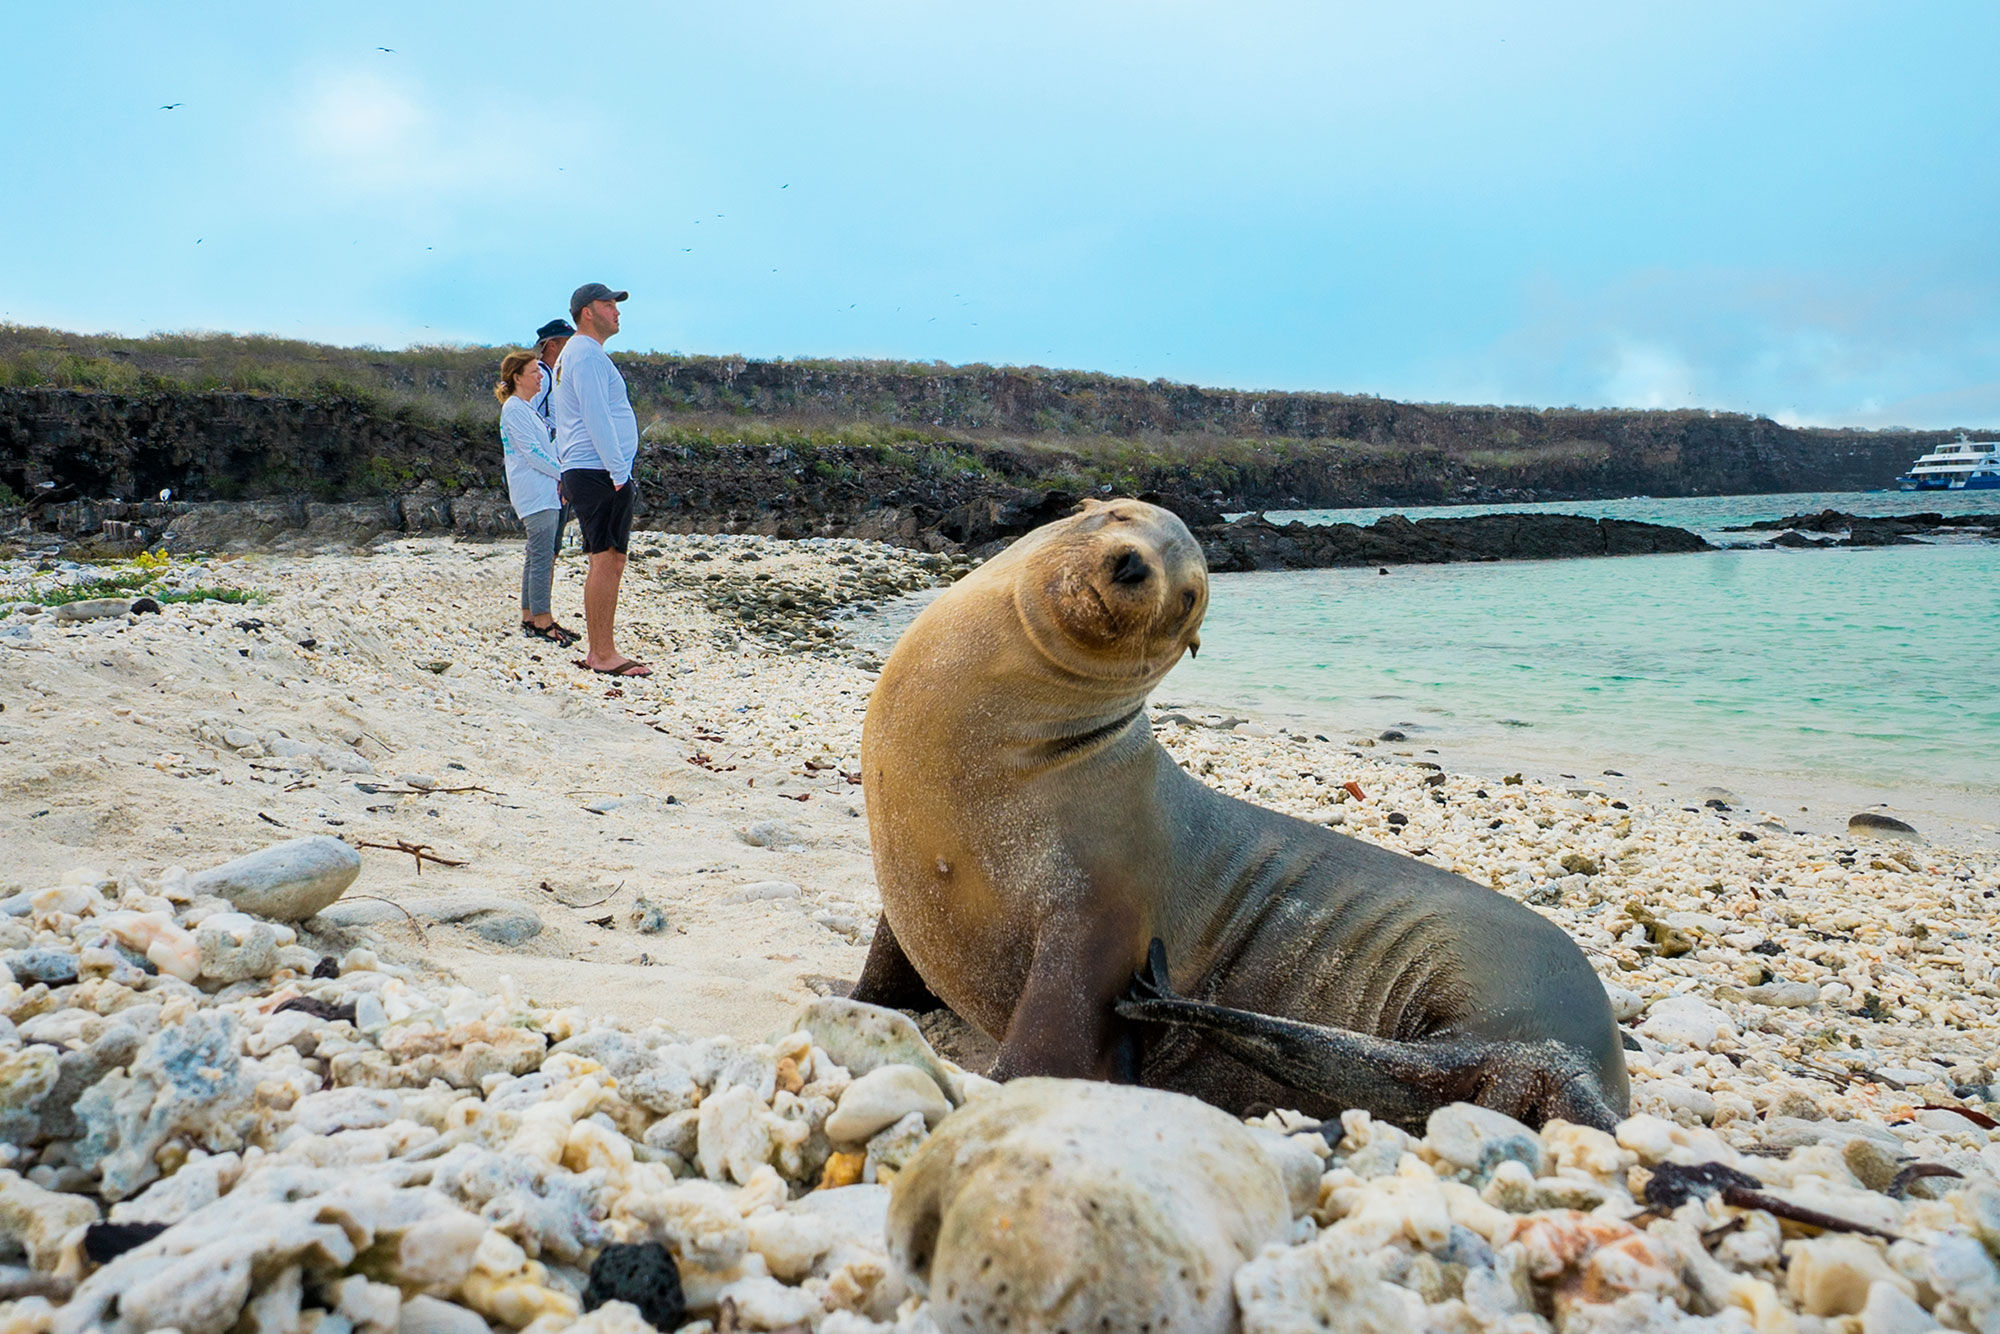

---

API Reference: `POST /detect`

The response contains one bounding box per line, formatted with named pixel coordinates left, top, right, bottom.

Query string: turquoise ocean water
left=1167, top=491, right=1999, bottom=842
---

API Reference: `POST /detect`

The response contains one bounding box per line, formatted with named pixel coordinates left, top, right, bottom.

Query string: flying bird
left=377, top=46, right=395, bottom=52
left=159, top=103, right=183, bottom=110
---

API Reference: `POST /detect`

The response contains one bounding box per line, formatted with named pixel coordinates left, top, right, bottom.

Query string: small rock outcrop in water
left=1728, top=508, right=2000, bottom=547
left=1194, top=511, right=1712, bottom=573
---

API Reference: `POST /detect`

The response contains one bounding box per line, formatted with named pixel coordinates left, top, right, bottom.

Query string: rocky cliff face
left=0, top=383, right=1944, bottom=526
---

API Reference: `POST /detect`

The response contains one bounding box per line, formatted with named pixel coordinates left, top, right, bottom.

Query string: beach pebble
left=1, top=947, right=79, bottom=986
left=194, top=911, right=285, bottom=983
left=397, top=1294, right=493, bottom=1334
left=186, top=835, right=361, bottom=922
left=1787, top=1235, right=1914, bottom=1317
left=0, top=1170, right=101, bottom=1269
left=1635, top=1079, right=1719, bottom=1126
left=826, top=1064, right=951, bottom=1145
left=1234, top=1233, right=1419, bottom=1334
left=1602, top=981, right=1645, bottom=1021
left=1860, top=1280, right=1943, bottom=1334
left=1637, top=993, right=1737, bottom=1048
left=794, top=998, right=963, bottom=1105
left=738, top=820, right=804, bottom=848
left=1735, top=979, right=1823, bottom=1008
left=1849, top=811, right=1922, bottom=842
left=1424, top=1103, right=1546, bottom=1181
left=888, top=1078, right=1307, bottom=1334
left=727, top=880, right=802, bottom=904
left=52, top=598, right=132, bottom=622
left=318, top=890, right=543, bottom=944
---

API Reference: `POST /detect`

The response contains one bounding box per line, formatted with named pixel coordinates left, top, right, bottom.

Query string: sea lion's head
left=1014, top=498, right=1209, bottom=683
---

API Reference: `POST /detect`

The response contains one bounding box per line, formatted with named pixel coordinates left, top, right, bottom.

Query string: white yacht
left=1897, top=435, right=2000, bottom=490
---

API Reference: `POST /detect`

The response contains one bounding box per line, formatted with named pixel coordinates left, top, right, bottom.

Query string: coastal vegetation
left=1, top=323, right=1978, bottom=511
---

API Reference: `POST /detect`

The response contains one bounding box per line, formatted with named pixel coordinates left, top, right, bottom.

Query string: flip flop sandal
left=523, top=623, right=578, bottom=645
left=573, top=658, right=652, bottom=677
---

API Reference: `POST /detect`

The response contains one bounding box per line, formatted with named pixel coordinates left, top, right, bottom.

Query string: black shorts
left=562, top=469, right=636, bottom=554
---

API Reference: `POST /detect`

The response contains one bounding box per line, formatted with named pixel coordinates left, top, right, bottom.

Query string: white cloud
left=1600, top=338, right=1696, bottom=410
left=290, top=67, right=508, bottom=199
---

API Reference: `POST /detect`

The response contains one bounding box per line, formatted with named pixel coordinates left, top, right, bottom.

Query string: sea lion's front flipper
left=989, top=911, right=1145, bottom=1084
left=1117, top=940, right=1618, bottom=1132
left=850, top=915, right=945, bottom=1012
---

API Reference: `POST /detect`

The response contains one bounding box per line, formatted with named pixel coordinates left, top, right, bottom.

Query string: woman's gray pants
left=520, top=506, right=566, bottom=616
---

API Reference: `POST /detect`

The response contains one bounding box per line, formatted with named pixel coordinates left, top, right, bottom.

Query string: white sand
left=4, top=532, right=1999, bottom=1127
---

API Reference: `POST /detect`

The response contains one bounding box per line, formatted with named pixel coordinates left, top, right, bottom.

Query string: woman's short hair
left=495, top=351, right=538, bottom=405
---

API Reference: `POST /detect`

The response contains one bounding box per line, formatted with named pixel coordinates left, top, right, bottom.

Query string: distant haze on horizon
left=7, top=2, right=1998, bottom=430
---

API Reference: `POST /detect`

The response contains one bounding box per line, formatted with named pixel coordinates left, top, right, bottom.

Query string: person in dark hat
left=531, top=319, right=574, bottom=423
left=529, top=317, right=577, bottom=572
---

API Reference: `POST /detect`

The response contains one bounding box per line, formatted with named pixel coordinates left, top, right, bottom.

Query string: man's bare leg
left=580, top=550, right=647, bottom=674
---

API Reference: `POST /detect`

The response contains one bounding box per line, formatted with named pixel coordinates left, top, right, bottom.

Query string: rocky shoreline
left=5, top=491, right=1717, bottom=572
left=2, top=534, right=1998, bottom=1332
left=1725, top=510, right=2000, bottom=549
left=17, top=491, right=2000, bottom=575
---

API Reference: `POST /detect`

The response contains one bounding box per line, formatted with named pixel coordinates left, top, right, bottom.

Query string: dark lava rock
left=276, top=995, right=358, bottom=1024
left=584, top=1242, right=684, bottom=1330
left=83, top=1220, right=171, bottom=1264
left=1643, top=1161, right=1762, bottom=1210
left=1196, top=511, right=1711, bottom=574
left=1379, top=729, right=1407, bottom=741
left=1849, top=812, right=1921, bottom=841
left=311, top=955, right=341, bottom=979
left=129, top=596, right=161, bottom=615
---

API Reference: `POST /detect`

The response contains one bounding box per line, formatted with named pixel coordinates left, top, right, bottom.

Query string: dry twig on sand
left=540, top=879, right=625, bottom=910
left=353, top=839, right=466, bottom=875
left=335, top=894, right=429, bottom=945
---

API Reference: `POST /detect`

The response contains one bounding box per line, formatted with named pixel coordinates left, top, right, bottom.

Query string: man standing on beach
left=552, top=283, right=650, bottom=677
left=531, top=318, right=572, bottom=423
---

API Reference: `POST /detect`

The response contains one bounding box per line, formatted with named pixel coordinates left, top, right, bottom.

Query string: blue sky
left=6, top=2, right=1998, bottom=426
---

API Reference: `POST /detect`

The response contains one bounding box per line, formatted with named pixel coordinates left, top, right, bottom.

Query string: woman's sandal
left=523, top=622, right=581, bottom=647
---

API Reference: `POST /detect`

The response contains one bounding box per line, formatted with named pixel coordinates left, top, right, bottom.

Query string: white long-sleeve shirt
left=500, top=395, right=562, bottom=518
left=552, top=334, right=639, bottom=485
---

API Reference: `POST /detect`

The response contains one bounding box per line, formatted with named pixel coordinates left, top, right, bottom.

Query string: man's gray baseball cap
left=570, top=283, right=630, bottom=319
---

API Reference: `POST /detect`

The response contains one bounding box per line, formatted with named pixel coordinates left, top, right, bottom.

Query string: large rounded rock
left=186, top=836, right=361, bottom=923
left=887, top=1078, right=1316, bottom=1334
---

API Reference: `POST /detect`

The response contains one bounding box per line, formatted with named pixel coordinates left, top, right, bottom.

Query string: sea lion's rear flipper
left=1116, top=939, right=1619, bottom=1133
left=850, top=915, right=946, bottom=1012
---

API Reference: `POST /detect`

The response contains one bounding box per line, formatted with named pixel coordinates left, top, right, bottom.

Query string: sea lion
left=854, top=498, right=1628, bottom=1131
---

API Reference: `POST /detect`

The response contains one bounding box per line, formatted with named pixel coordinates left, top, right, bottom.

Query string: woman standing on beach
left=497, top=351, right=579, bottom=646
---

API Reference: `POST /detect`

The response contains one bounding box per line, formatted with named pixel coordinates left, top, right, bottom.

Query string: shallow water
left=1167, top=541, right=2000, bottom=843
left=855, top=491, right=2000, bottom=845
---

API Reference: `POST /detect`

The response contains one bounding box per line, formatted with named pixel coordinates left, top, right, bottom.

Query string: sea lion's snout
left=1017, top=499, right=1209, bottom=680
left=1109, top=548, right=1153, bottom=587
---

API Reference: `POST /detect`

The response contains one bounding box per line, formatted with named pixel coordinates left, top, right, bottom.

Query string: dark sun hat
left=569, top=283, right=630, bottom=319
left=535, top=319, right=575, bottom=342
